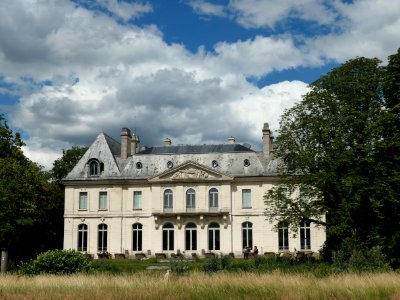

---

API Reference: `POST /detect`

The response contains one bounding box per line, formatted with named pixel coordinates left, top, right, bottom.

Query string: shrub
left=19, top=249, right=92, bottom=275
left=203, top=256, right=220, bottom=273
left=170, top=257, right=190, bottom=276
left=333, top=246, right=391, bottom=273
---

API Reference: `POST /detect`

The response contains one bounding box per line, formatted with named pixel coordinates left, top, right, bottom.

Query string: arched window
left=98, top=224, right=108, bottom=252
left=89, top=159, right=100, bottom=176
left=186, top=188, right=196, bottom=212
left=162, top=223, right=174, bottom=251
left=278, top=221, right=289, bottom=250
left=78, top=224, right=88, bottom=252
left=185, top=223, right=197, bottom=251
left=209, top=188, right=218, bottom=212
left=132, top=223, right=143, bottom=251
left=300, top=221, right=311, bottom=250
left=208, top=222, right=220, bottom=251
left=242, top=222, right=253, bottom=249
left=164, top=189, right=173, bottom=212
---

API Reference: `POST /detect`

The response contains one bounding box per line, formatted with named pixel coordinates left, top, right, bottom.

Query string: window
left=186, top=188, right=196, bottom=212
left=98, top=224, right=108, bottom=252
left=167, top=161, right=173, bottom=169
left=209, top=188, right=218, bottom=212
left=244, top=159, right=250, bottom=167
left=164, top=189, right=173, bottom=212
left=89, top=160, right=100, bottom=176
left=242, top=189, right=251, bottom=208
left=242, top=222, right=253, bottom=249
left=77, top=224, right=88, bottom=252
left=300, top=221, right=311, bottom=250
left=185, top=223, right=197, bottom=251
left=208, top=222, right=220, bottom=251
left=162, top=223, right=174, bottom=251
left=136, top=162, right=142, bottom=169
left=133, top=191, right=142, bottom=209
left=132, top=223, right=142, bottom=251
left=278, top=221, right=289, bottom=251
left=99, top=192, right=107, bottom=210
left=79, top=192, right=88, bottom=210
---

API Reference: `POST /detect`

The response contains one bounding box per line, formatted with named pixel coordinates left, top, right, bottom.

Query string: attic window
left=136, top=162, right=143, bottom=169
left=167, top=161, right=174, bottom=169
left=212, top=160, right=218, bottom=168
left=244, top=159, right=250, bottom=167
left=88, top=159, right=103, bottom=176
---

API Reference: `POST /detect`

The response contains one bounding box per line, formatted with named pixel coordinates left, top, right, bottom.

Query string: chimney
left=121, top=128, right=131, bottom=159
left=227, top=136, right=235, bottom=144
left=262, top=123, right=273, bottom=158
left=163, top=138, right=172, bottom=146
left=130, top=134, right=140, bottom=155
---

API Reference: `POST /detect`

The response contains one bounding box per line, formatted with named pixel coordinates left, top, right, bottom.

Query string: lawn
left=1, top=272, right=399, bottom=299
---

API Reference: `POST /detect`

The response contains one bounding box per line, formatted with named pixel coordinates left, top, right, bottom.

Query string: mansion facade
left=63, top=123, right=325, bottom=258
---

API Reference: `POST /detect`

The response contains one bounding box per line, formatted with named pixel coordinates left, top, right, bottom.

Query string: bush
left=19, top=249, right=92, bottom=275
left=332, top=246, right=391, bottom=273
left=170, top=257, right=190, bottom=276
left=203, top=256, right=220, bottom=274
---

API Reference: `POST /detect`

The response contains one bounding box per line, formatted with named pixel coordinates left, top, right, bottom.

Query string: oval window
left=244, top=159, right=250, bottom=167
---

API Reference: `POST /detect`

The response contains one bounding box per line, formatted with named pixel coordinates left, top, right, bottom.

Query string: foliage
left=170, top=257, right=190, bottom=276
left=264, top=50, right=400, bottom=265
left=0, top=114, right=88, bottom=262
left=19, top=249, right=92, bottom=275
left=332, top=246, right=391, bottom=273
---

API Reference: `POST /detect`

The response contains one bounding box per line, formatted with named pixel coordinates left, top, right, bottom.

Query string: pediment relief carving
left=171, top=167, right=214, bottom=180
left=149, top=162, right=233, bottom=182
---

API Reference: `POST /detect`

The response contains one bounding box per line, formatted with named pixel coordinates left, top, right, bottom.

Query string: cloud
left=187, top=0, right=227, bottom=18
left=308, top=0, right=400, bottom=63
left=228, top=0, right=337, bottom=29
left=208, top=35, right=322, bottom=77
left=1, top=0, right=399, bottom=170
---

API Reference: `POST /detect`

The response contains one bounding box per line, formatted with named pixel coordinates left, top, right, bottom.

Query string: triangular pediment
left=148, top=161, right=233, bottom=182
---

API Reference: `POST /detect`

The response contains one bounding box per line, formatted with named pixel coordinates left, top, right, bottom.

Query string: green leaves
left=265, top=49, right=400, bottom=265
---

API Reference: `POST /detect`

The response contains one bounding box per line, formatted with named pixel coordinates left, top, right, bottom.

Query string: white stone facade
left=63, top=125, right=326, bottom=258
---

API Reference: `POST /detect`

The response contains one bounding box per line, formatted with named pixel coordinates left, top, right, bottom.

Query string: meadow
left=1, top=272, right=400, bottom=299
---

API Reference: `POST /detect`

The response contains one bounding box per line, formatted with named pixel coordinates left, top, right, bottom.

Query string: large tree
left=0, top=114, right=87, bottom=262
left=264, top=53, right=400, bottom=263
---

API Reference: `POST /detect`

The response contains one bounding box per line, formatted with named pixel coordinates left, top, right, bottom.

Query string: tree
left=264, top=56, right=391, bottom=260
left=0, top=114, right=48, bottom=258
left=371, top=48, right=400, bottom=266
left=0, top=114, right=87, bottom=262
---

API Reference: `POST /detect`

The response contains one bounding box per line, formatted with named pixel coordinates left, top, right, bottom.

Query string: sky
left=0, top=0, right=399, bottom=169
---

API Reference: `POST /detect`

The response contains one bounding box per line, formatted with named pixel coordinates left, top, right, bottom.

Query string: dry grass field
left=1, top=272, right=400, bottom=299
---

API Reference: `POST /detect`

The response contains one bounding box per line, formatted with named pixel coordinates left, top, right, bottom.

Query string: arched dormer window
left=88, top=159, right=104, bottom=176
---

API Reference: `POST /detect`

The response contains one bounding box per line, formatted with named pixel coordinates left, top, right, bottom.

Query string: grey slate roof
left=137, top=144, right=254, bottom=155
left=65, top=132, right=279, bottom=181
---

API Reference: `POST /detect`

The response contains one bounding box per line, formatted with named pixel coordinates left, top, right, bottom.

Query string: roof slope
left=65, top=133, right=121, bottom=180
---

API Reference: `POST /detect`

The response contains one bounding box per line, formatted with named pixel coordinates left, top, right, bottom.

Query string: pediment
left=148, top=161, right=233, bottom=182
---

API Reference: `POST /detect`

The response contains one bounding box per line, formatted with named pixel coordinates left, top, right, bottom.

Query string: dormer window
left=88, top=159, right=103, bottom=176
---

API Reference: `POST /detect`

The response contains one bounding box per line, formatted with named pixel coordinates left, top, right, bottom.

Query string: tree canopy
left=0, top=114, right=87, bottom=261
left=264, top=50, right=400, bottom=266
